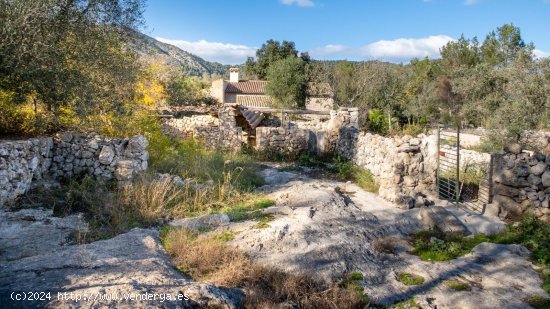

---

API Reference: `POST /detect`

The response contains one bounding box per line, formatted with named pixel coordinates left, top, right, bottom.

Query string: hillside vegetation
left=126, top=29, right=229, bottom=77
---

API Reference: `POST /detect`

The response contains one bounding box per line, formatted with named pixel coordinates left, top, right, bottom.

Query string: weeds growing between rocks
left=411, top=213, right=550, bottom=294
left=161, top=227, right=369, bottom=309
left=396, top=272, right=425, bottom=286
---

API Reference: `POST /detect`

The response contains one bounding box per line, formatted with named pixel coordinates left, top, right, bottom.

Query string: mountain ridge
left=126, top=29, right=230, bottom=77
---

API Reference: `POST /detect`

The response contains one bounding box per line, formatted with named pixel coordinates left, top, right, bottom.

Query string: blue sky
left=143, top=0, right=550, bottom=64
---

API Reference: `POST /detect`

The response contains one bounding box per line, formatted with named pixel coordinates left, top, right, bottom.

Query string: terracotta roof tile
left=225, top=80, right=332, bottom=97
left=226, top=81, right=267, bottom=94
left=236, top=95, right=273, bottom=108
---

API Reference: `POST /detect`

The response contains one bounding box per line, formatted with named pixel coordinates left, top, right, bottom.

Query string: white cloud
left=280, top=0, right=315, bottom=7
left=309, top=35, right=455, bottom=63
left=156, top=38, right=256, bottom=64
left=157, top=35, right=457, bottom=65
left=309, top=44, right=350, bottom=58
left=360, top=35, right=454, bottom=61
left=534, top=49, right=550, bottom=59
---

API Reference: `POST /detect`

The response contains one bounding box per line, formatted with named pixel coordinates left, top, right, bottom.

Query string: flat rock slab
left=170, top=213, right=230, bottom=231
left=0, top=208, right=87, bottom=262
left=419, top=206, right=468, bottom=235
left=229, top=179, right=425, bottom=282
left=0, top=228, right=192, bottom=308
left=367, top=242, right=548, bottom=308
left=445, top=205, right=506, bottom=235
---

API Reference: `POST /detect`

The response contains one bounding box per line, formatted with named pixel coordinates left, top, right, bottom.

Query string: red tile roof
left=236, top=95, right=273, bottom=108
left=225, top=80, right=333, bottom=97
left=225, top=81, right=267, bottom=94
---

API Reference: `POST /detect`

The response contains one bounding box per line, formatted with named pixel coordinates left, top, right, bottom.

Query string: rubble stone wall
left=162, top=115, right=219, bottom=139
left=492, top=149, right=550, bottom=220
left=0, top=132, right=148, bottom=207
left=338, top=131, right=438, bottom=207
left=254, top=108, right=359, bottom=157
left=255, top=127, right=310, bottom=157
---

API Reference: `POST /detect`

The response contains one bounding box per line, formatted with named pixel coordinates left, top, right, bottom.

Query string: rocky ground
left=0, top=163, right=548, bottom=308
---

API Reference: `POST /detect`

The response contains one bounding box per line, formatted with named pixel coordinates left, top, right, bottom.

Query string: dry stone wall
left=0, top=132, right=148, bottom=207
left=255, top=108, right=359, bottom=157
left=161, top=107, right=242, bottom=152
left=0, top=138, right=53, bottom=207
left=255, top=127, right=310, bottom=157
left=162, top=115, right=219, bottom=139
left=492, top=148, right=550, bottom=220
left=338, top=131, right=438, bottom=208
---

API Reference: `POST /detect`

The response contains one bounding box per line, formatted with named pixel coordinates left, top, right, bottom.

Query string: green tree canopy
left=245, top=39, right=309, bottom=79
left=265, top=57, right=307, bottom=108
left=480, top=23, right=531, bottom=66
left=0, top=0, right=145, bottom=116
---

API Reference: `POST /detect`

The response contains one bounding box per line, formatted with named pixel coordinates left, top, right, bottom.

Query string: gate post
left=437, top=125, right=440, bottom=199
left=455, top=125, right=460, bottom=206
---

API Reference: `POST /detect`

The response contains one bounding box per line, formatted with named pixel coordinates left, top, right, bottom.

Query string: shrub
left=367, top=108, right=389, bottom=135
left=332, top=157, right=379, bottom=193
left=445, top=279, right=471, bottom=291
left=400, top=124, right=425, bottom=137
left=396, top=272, right=425, bottom=286
left=526, top=295, right=550, bottom=309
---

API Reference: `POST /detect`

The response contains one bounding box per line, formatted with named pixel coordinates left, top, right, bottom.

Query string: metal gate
left=436, top=126, right=492, bottom=213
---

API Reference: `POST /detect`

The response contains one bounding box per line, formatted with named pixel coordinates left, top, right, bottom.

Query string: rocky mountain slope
left=126, top=29, right=230, bottom=77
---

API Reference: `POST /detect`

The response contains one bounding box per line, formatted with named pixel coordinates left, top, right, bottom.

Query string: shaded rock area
left=0, top=210, right=242, bottom=309
left=0, top=208, right=87, bottom=262
left=419, top=206, right=468, bottom=235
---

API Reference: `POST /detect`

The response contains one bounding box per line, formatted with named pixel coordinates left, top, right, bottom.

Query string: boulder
left=181, top=283, right=245, bottom=309
left=170, top=213, right=231, bottom=231
left=56, top=131, right=73, bottom=143
left=527, top=174, right=542, bottom=186
left=529, top=162, right=547, bottom=176
left=419, top=206, right=468, bottom=235
left=504, top=143, right=522, bottom=154
left=98, top=145, right=115, bottom=165
left=397, top=145, right=420, bottom=153
left=494, top=194, right=523, bottom=219
left=494, top=184, right=520, bottom=197
left=542, top=170, right=550, bottom=187
left=125, top=135, right=149, bottom=155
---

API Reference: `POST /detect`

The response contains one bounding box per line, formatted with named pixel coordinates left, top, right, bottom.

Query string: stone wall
left=49, top=132, right=148, bottom=181
left=0, top=133, right=148, bottom=207
left=161, top=106, right=242, bottom=152
left=492, top=148, right=550, bottom=220
left=162, top=115, right=219, bottom=139
left=255, top=127, right=310, bottom=157
left=305, top=97, right=334, bottom=112
left=338, top=131, right=437, bottom=207
left=255, top=108, right=359, bottom=157
left=0, top=138, right=53, bottom=207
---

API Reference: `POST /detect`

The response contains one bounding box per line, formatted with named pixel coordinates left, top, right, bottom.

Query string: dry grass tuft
left=372, top=237, right=400, bottom=254
left=162, top=227, right=368, bottom=309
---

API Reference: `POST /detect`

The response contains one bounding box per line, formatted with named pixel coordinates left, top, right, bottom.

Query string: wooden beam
left=243, top=107, right=331, bottom=115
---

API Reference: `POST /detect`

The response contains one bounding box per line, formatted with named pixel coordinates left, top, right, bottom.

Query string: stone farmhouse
left=210, top=68, right=334, bottom=111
